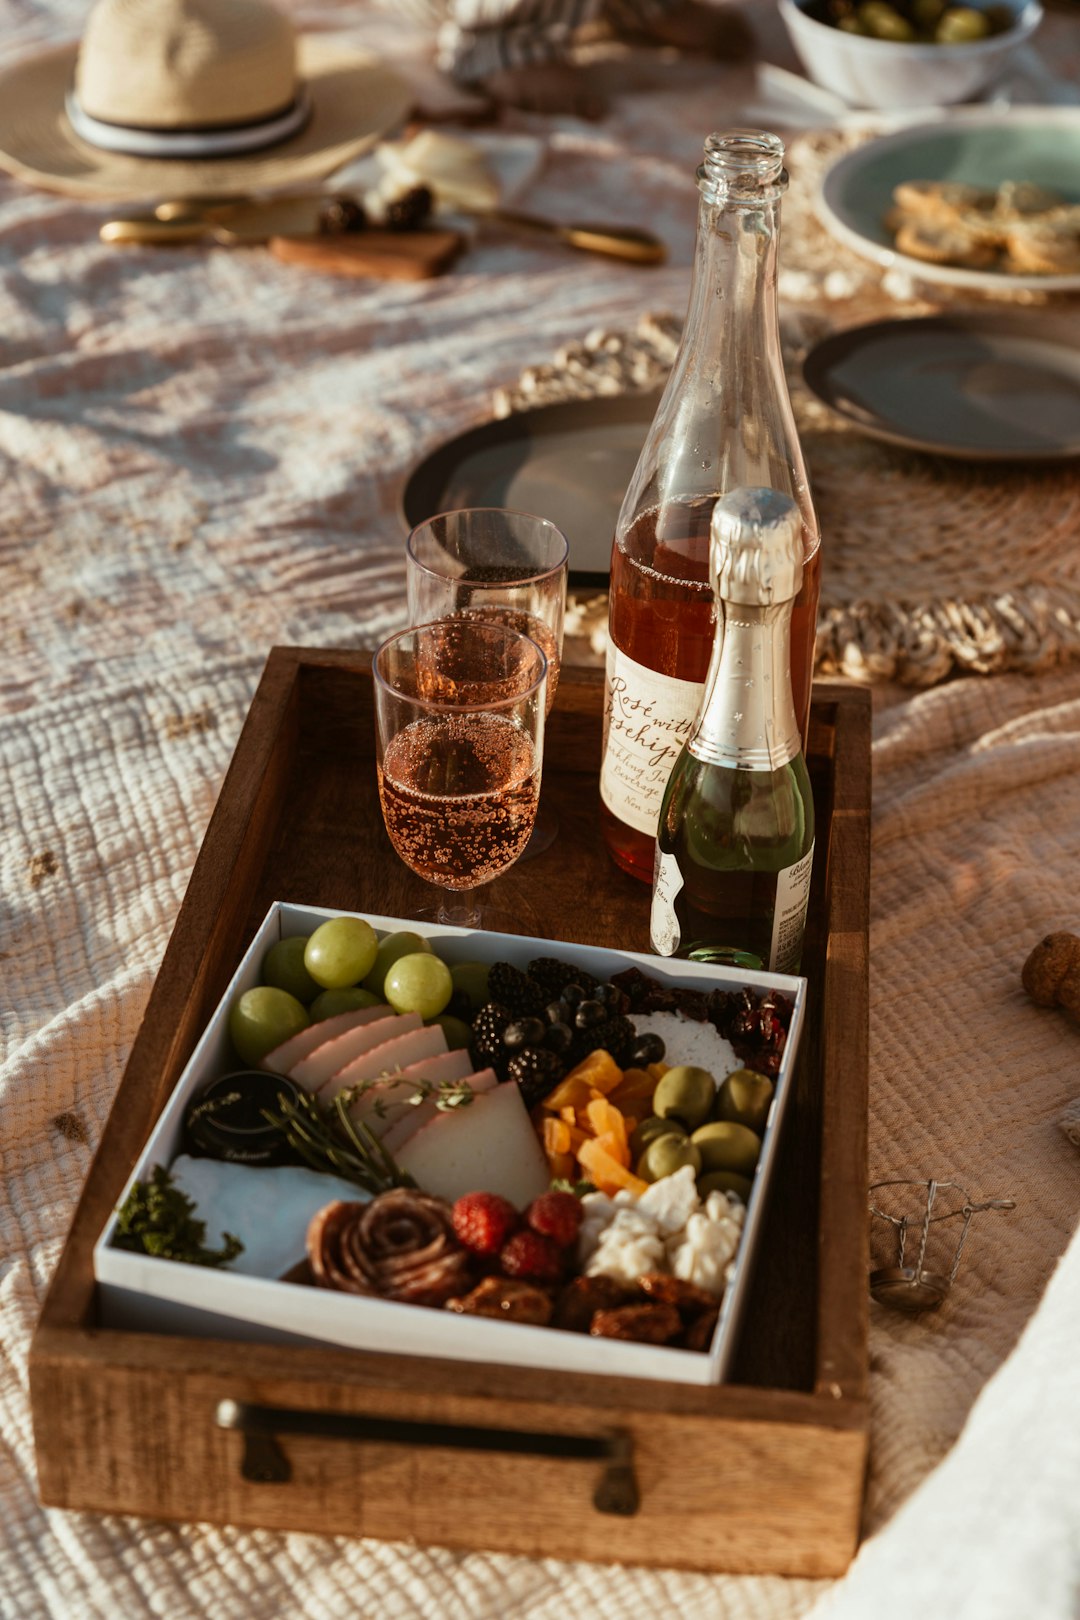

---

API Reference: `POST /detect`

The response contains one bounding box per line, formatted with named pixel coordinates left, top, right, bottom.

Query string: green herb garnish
left=114, top=1164, right=243, bottom=1267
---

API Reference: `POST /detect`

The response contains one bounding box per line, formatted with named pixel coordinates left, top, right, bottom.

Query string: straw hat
left=0, top=0, right=412, bottom=201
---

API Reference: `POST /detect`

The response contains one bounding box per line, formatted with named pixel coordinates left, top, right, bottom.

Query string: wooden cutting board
left=270, top=228, right=465, bottom=281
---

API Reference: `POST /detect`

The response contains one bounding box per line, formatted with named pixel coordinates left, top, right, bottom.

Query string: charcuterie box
left=31, top=650, right=871, bottom=1578
left=93, top=900, right=807, bottom=1386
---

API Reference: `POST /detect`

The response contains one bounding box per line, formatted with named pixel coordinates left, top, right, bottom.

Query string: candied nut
left=683, top=1306, right=721, bottom=1352
left=589, top=1302, right=682, bottom=1344
left=446, top=1276, right=553, bottom=1325
left=636, top=1272, right=717, bottom=1315
left=1022, top=932, right=1080, bottom=1017
left=552, top=1274, right=631, bottom=1333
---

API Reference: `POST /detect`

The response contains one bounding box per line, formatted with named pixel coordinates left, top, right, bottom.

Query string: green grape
left=303, top=916, right=379, bottom=989
left=449, top=960, right=491, bottom=1012
left=428, top=1014, right=473, bottom=1051
left=309, top=987, right=382, bottom=1021
left=262, top=935, right=320, bottom=1003
left=228, top=987, right=309, bottom=1067
left=361, top=930, right=432, bottom=997
left=383, top=953, right=453, bottom=1019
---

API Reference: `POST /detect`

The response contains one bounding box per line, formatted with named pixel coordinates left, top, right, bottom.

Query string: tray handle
left=215, top=1398, right=639, bottom=1516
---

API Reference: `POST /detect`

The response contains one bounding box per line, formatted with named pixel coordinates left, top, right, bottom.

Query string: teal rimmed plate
left=819, top=107, right=1080, bottom=293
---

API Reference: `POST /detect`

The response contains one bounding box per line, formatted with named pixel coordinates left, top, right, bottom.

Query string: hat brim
left=0, top=36, right=413, bottom=200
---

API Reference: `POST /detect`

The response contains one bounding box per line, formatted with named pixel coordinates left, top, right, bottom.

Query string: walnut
left=636, top=1272, right=717, bottom=1315
left=1022, top=932, right=1080, bottom=1019
left=446, top=1277, right=553, bottom=1325
left=551, top=1274, right=631, bottom=1333
left=683, top=1306, right=721, bottom=1352
left=589, top=1302, right=682, bottom=1344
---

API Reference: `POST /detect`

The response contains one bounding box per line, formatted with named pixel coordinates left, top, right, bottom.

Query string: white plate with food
left=818, top=105, right=1080, bottom=291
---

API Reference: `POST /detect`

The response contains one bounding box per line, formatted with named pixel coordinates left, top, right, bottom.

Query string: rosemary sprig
left=260, top=1087, right=416, bottom=1195
left=114, top=1164, right=243, bottom=1268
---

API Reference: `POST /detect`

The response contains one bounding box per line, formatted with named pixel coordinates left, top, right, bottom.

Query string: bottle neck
left=688, top=598, right=801, bottom=771
left=681, top=186, right=782, bottom=414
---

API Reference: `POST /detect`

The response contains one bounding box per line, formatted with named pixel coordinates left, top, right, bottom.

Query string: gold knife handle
left=100, top=216, right=211, bottom=246
left=489, top=208, right=665, bottom=265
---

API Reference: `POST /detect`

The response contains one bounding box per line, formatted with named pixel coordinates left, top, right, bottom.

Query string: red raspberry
left=525, top=1190, right=583, bottom=1250
left=451, top=1192, right=519, bottom=1256
left=499, top=1228, right=564, bottom=1284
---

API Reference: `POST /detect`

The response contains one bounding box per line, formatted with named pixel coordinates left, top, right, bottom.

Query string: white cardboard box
left=94, top=903, right=807, bottom=1386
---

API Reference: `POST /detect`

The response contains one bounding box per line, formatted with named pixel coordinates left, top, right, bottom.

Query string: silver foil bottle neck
left=710, top=487, right=804, bottom=607
left=690, top=487, right=804, bottom=771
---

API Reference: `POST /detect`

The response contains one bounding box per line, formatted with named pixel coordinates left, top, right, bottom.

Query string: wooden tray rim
left=31, top=649, right=871, bottom=1436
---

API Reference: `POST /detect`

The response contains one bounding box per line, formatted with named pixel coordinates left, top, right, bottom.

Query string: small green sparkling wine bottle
left=650, top=487, right=815, bottom=972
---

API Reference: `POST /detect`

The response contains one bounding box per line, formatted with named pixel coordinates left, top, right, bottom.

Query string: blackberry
left=527, top=957, right=599, bottom=1003
left=569, top=1013, right=635, bottom=1068
left=385, top=184, right=433, bottom=231
left=507, top=1047, right=566, bottom=1111
left=488, top=962, right=545, bottom=1017
left=471, top=1002, right=512, bottom=1064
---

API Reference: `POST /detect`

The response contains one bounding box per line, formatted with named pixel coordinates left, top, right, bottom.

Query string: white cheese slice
left=393, top=1081, right=550, bottom=1209
left=291, top=1011, right=422, bottom=1091
left=379, top=1065, right=499, bottom=1154
left=169, top=1155, right=363, bottom=1279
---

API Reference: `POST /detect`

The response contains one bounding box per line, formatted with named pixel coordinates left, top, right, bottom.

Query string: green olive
left=858, top=0, right=917, bottom=37
left=698, top=1169, right=754, bottom=1204
left=714, top=1069, right=774, bottom=1134
left=838, top=14, right=868, bottom=29
left=637, top=1133, right=703, bottom=1184
left=629, top=1114, right=686, bottom=1160
left=910, top=0, right=946, bottom=26
left=935, top=4, right=990, bottom=38
left=653, top=1065, right=717, bottom=1131
left=690, top=1120, right=762, bottom=1176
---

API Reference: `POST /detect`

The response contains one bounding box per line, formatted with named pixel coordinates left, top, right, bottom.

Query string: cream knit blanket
left=2, top=3, right=1079, bottom=1614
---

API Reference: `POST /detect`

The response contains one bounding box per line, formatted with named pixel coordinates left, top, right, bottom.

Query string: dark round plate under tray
left=401, top=392, right=661, bottom=586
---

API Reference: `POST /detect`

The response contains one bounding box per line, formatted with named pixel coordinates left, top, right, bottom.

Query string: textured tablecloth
left=2, top=3, right=1079, bottom=1617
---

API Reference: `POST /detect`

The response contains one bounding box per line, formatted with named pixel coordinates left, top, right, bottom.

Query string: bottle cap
left=710, top=487, right=803, bottom=607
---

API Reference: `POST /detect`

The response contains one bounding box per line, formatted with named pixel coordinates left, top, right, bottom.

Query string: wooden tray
left=30, top=651, right=871, bottom=1577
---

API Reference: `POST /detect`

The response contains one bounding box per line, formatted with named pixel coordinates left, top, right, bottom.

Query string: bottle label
left=599, top=643, right=703, bottom=837
left=650, top=848, right=684, bottom=957
left=768, top=841, right=815, bottom=974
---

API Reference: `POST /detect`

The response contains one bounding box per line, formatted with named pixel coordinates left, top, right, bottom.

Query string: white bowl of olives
left=778, top=0, right=1043, bottom=110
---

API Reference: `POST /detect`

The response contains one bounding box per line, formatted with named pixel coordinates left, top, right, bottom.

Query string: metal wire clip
left=869, top=1179, right=1016, bottom=1312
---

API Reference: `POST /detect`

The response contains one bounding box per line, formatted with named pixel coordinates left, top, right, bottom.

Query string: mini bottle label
left=768, top=841, right=815, bottom=974
left=650, top=848, right=684, bottom=956
left=599, top=644, right=703, bottom=837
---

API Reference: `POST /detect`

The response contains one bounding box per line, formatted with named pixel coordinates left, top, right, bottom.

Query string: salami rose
left=307, top=1190, right=470, bottom=1306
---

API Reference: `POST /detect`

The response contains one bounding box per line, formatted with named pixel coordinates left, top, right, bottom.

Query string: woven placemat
left=497, top=128, right=1080, bottom=689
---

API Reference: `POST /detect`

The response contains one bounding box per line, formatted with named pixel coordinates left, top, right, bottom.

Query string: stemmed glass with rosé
left=373, top=618, right=547, bottom=928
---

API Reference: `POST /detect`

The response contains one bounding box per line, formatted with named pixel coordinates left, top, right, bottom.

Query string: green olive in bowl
left=690, top=1120, right=762, bottom=1176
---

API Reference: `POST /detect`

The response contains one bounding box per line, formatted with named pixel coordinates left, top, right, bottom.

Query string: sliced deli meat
left=317, top=1023, right=448, bottom=1104
left=345, top=1047, right=476, bottom=1132
left=393, top=1081, right=551, bottom=1209
left=377, top=1064, right=499, bottom=1153
left=291, top=1011, right=423, bottom=1091
left=260, top=1003, right=393, bottom=1075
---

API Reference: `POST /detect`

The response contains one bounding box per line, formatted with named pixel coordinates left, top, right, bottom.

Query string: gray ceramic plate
left=819, top=107, right=1080, bottom=292
left=802, top=313, right=1080, bottom=459
left=401, top=392, right=660, bottom=584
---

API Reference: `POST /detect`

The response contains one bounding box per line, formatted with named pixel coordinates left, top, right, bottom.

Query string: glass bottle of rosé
left=599, top=130, right=820, bottom=884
